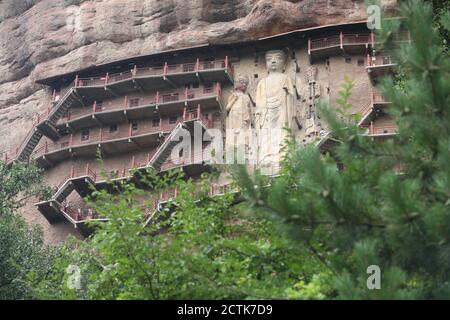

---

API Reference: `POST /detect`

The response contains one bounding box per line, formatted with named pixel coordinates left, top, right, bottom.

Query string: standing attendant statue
left=255, top=50, right=296, bottom=175
left=225, top=74, right=253, bottom=164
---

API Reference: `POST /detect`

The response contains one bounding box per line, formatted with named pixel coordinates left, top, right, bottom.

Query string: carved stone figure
left=225, top=74, right=253, bottom=164
left=302, top=66, right=324, bottom=143
left=255, top=50, right=295, bottom=174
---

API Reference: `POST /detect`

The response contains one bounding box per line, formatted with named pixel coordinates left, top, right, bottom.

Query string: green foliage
left=36, top=168, right=323, bottom=299
left=0, top=161, right=56, bottom=299
left=233, top=0, right=450, bottom=299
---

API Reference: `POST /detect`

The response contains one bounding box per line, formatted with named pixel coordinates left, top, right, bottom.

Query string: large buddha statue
left=255, top=50, right=296, bottom=174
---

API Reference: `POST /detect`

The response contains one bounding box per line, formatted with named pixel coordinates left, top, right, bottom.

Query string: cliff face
left=0, top=0, right=396, bottom=240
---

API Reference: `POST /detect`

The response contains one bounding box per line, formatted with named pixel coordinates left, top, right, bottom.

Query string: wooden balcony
left=36, top=197, right=106, bottom=237
left=65, top=57, right=233, bottom=103
left=308, top=32, right=371, bottom=61
left=158, top=146, right=213, bottom=177
left=367, top=124, right=397, bottom=137
left=31, top=107, right=214, bottom=168
left=308, top=31, right=410, bottom=62
left=358, top=91, right=392, bottom=126
left=366, top=54, right=396, bottom=82
left=55, top=83, right=223, bottom=131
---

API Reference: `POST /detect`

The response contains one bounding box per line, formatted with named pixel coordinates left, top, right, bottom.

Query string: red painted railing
left=310, top=31, right=410, bottom=54
left=159, top=147, right=212, bottom=172
left=2, top=57, right=229, bottom=164
left=372, top=91, right=390, bottom=104
left=310, top=35, right=341, bottom=50
left=368, top=124, right=397, bottom=136
left=76, top=58, right=231, bottom=88
left=31, top=106, right=214, bottom=160
left=60, top=201, right=99, bottom=222
left=4, top=148, right=18, bottom=163
left=59, top=83, right=222, bottom=123
left=342, top=33, right=371, bottom=45
left=367, top=54, right=394, bottom=67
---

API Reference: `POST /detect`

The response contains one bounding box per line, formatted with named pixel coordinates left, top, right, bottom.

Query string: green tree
left=35, top=168, right=327, bottom=299
left=0, top=161, right=55, bottom=299
left=233, top=0, right=450, bottom=299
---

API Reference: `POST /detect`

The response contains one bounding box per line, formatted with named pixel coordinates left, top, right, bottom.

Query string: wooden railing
left=367, top=54, right=394, bottom=67
left=60, top=201, right=100, bottom=222
left=4, top=148, right=18, bottom=163
left=309, top=31, right=410, bottom=54
left=32, top=106, right=214, bottom=160
left=310, top=35, right=341, bottom=50
left=372, top=91, right=391, bottom=104
left=60, top=83, right=222, bottom=123
left=368, top=123, right=397, bottom=136
left=75, top=57, right=232, bottom=88
left=2, top=57, right=230, bottom=164
left=159, top=148, right=211, bottom=172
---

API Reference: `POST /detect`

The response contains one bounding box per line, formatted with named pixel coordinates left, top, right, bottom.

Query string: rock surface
left=0, top=0, right=396, bottom=242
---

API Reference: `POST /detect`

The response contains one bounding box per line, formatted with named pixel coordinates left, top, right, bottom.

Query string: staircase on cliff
left=10, top=88, right=77, bottom=163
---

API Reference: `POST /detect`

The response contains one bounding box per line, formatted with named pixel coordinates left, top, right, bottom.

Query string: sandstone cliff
left=0, top=0, right=397, bottom=143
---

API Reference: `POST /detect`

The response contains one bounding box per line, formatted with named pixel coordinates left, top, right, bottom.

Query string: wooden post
left=133, top=65, right=137, bottom=77
left=184, top=86, right=188, bottom=101
left=225, top=56, right=228, bottom=69
left=93, top=101, right=97, bottom=113
left=196, top=58, right=200, bottom=71
left=340, top=31, right=344, bottom=49
left=105, top=73, right=109, bottom=85
left=367, top=54, right=371, bottom=67
left=71, top=166, right=75, bottom=178
left=99, top=128, right=103, bottom=141
left=131, top=156, right=135, bottom=168
left=156, top=91, right=160, bottom=104
left=69, top=134, right=73, bottom=146
left=124, top=96, right=128, bottom=108
left=215, top=82, right=220, bottom=95
left=183, top=107, right=187, bottom=122
left=371, top=32, right=375, bottom=47
left=197, top=104, right=201, bottom=119
left=147, top=153, right=151, bottom=163
left=129, top=123, right=132, bottom=136
left=164, top=62, right=168, bottom=75
left=308, top=38, right=311, bottom=55
left=75, top=75, right=79, bottom=87
left=159, top=118, right=163, bottom=132
left=85, top=163, right=89, bottom=176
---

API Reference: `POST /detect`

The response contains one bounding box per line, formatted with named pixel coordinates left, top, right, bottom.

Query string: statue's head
left=265, top=50, right=287, bottom=73
left=235, top=74, right=249, bottom=93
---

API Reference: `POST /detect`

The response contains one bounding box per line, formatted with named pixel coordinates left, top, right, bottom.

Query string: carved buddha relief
left=254, top=50, right=296, bottom=175
left=302, top=66, right=325, bottom=143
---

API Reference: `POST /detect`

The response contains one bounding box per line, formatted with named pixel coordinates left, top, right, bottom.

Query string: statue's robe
left=255, top=73, right=295, bottom=174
